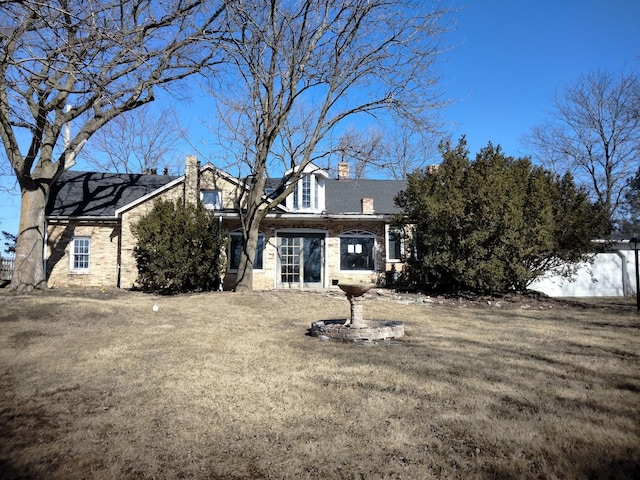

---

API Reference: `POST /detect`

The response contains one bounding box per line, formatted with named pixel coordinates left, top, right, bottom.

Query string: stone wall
left=199, top=168, right=243, bottom=209
left=222, top=219, right=402, bottom=290
left=119, top=184, right=184, bottom=288
left=46, top=220, right=120, bottom=287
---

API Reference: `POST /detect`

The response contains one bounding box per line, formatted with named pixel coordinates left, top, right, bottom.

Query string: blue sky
left=1, top=0, right=639, bottom=238
left=441, top=0, right=640, bottom=156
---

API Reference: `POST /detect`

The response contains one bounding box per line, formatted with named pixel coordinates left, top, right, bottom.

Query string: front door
left=278, top=234, right=324, bottom=288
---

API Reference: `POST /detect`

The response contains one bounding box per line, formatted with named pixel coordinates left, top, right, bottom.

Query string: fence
left=1, top=256, right=14, bottom=281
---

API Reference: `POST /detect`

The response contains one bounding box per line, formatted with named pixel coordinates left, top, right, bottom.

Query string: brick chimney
left=361, top=197, right=374, bottom=214
left=184, top=155, right=200, bottom=205
left=338, top=161, right=350, bottom=180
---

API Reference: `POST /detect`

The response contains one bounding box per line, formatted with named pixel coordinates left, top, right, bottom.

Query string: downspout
left=116, top=214, right=122, bottom=289
left=43, top=219, right=48, bottom=282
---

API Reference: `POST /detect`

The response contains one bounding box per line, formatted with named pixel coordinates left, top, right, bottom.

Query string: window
left=387, top=226, right=403, bottom=262
left=291, top=174, right=322, bottom=211
left=229, top=231, right=265, bottom=271
left=340, top=230, right=375, bottom=271
left=70, top=237, right=90, bottom=272
left=301, top=174, right=311, bottom=208
left=201, top=190, right=222, bottom=210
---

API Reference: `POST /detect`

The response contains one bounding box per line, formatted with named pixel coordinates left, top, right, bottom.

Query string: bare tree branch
left=0, top=0, right=226, bottom=291
left=523, top=69, right=640, bottom=226
left=82, top=104, right=184, bottom=174
left=209, top=0, right=452, bottom=291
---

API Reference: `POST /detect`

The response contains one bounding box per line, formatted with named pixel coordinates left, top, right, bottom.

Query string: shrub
left=132, top=199, right=227, bottom=293
left=395, top=137, right=610, bottom=294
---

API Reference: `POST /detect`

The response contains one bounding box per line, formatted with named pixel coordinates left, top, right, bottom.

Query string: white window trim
left=200, top=189, right=223, bottom=210
left=69, top=236, right=90, bottom=274
left=288, top=174, right=325, bottom=213
left=386, top=225, right=404, bottom=263
left=339, top=229, right=377, bottom=273
left=228, top=231, right=266, bottom=273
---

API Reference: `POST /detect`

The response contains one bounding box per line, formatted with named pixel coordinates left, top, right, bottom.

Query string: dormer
left=285, top=163, right=329, bottom=213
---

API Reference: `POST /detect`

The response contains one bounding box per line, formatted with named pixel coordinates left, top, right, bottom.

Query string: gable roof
left=46, top=169, right=407, bottom=218
left=46, top=171, right=178, bottom=218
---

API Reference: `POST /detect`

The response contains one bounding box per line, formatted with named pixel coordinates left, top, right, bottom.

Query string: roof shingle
left=46, top=171, right=178, bottom=217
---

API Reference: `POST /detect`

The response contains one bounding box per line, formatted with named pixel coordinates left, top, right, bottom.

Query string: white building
left=529, top=238, right=639, bottom=297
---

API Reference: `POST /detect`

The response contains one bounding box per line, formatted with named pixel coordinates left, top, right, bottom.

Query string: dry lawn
left=0, top=288, right=639, bottom=479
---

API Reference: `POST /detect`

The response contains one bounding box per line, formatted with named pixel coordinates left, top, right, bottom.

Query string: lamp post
left=631, top=237, right=640, bottom=313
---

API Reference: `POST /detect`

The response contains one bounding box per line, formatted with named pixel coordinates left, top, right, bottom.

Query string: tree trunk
left=234, top=223, right=259, bottom=292
left=234, top=175, right=268, bottom=292
left=8, top=186, right=48, bottom=292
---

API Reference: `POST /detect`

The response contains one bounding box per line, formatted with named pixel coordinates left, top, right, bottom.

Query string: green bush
left=395, top=137, right=610, bottom=294
left=132, top=199, right=227, bottom=293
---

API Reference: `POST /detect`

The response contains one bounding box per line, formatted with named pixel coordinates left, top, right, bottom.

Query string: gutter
left=213, top=211, right=395, bottom=221
left=46, top=215, right=119, bottom=222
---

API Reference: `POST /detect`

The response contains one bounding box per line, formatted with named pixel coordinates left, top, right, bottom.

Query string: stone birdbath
left=338, top=283, right=374, bottom=328
left=310, top=283, right=404, bottom=343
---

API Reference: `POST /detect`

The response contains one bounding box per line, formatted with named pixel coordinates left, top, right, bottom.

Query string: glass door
left=278, top=234, right=324, bottom=288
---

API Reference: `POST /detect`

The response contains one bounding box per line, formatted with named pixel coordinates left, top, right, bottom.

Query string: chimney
left=361, top=197, right=374, bottom=215
left=338, top=161, right=350, bottom=180
left=184, top=155, right=200, bottom=205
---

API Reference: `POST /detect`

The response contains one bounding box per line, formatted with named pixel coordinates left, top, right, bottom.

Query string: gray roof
left=46, top=170, right=406, bottom=218
left=324, top=179, right=405, bottom=214
left=46, top=171, right=178, bottom=217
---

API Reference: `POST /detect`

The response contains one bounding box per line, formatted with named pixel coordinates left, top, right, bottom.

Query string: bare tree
left=83, top=105, right=184, bottom=174
left=524, top=69, right=640, bottom=226
left=331, top=126, right=439, bottom=180
left=212, top=0, right=450, bottom=291
left=0, top=0, right=225, bottom=292
left=335, top=127, right=385, bottom=179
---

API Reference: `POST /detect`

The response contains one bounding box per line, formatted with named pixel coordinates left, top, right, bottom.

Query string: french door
left=278, top=233, right=324, bottom=288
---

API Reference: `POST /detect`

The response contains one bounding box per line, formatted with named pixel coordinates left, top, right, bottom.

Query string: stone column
left=348, top=294, right=366, bottom=328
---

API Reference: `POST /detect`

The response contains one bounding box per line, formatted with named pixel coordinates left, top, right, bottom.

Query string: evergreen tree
left=2, top=231, right=16, bottom=255
left=395, top=137, right=610, bottom=294
left=619, top=167, right=640, bottom=234
left=132, top=200, right=227, bottom=294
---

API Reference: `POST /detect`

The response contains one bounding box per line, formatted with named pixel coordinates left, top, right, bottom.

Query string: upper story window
left=288, top=172, right=326, bottom=212
left=201, top=190, right=222, bottom=210
left=301, top=174, right=312, bottom=208
left=70, top=237, right=90, bottom=273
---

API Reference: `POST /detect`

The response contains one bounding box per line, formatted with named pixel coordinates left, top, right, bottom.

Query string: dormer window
left=293, top=174, right=317, bottom=209
left=287, top=166, right=328, bottom=212
left=201, top=189, right=222, bottom=210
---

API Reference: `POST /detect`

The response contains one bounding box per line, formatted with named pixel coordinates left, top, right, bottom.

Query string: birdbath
left=338, top=283, right=374, bottom=328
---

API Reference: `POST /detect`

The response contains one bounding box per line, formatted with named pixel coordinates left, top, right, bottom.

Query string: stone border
left=310, top=319, right=404, bottom=342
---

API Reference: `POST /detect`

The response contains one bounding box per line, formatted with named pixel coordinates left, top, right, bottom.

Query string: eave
left=46, top=215, right=119, bottom=222
left=213, top=211, right=395, bottom=221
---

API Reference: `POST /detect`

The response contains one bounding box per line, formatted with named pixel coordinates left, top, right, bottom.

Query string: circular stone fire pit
left=310, top=283, right=404, bottom=342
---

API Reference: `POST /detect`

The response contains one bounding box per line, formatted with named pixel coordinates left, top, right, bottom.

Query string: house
left=45, top=156, right=407, bottom=290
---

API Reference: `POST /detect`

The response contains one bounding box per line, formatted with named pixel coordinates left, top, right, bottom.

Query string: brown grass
left=0, top=288, right=638, bottom=479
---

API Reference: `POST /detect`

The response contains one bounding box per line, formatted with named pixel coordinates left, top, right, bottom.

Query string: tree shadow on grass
left=300, top=315, right=640, bottom=479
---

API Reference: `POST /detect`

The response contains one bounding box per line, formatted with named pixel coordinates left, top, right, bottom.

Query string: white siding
left=530, top=248, right=637, bottom=297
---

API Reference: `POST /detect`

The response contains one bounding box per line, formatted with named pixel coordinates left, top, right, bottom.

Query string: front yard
left=0, top=289, right=638, bottom=479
